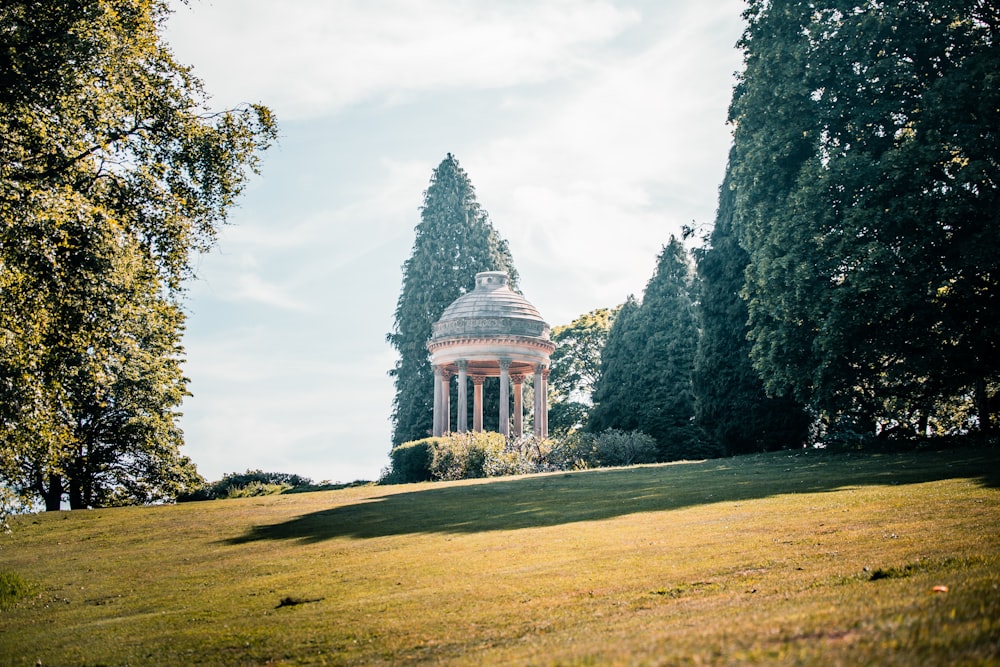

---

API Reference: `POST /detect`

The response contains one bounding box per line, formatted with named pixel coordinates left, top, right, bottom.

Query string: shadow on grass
left=225, top=448, right=999, bottom=545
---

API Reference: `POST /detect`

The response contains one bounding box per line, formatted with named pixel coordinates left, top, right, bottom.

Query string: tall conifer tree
left=388, top=154, right=517, bottom=446
left=693, top=154, right=810, bottom=454
left=591, top=238, right=706, bottom=460
left=589, top=297, right=642, bottom=435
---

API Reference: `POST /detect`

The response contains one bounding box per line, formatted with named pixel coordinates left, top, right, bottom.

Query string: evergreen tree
left=589, top=297, right=642, bottom=435
left=591, top=238, right=706, bottom=460
left=693, top=154, right=810, bottom=455
left=730, top=0, right=1000, bottom=435
left=388, top=154, right=517, bottom=446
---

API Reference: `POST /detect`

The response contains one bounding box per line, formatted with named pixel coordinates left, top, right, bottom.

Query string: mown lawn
left=1, top=447, right=998, bottom=665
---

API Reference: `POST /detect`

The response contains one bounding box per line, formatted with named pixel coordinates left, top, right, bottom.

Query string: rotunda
left=427, top=271, right=555, bottom=438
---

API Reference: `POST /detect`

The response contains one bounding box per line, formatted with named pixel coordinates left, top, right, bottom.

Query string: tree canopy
left=547, top=307, right=618, bottom=436
left=729, top=0, right=999, bottom=437
left=388, top=154, right=518, bottom=446
left=0, top=0, right=276, bottom=511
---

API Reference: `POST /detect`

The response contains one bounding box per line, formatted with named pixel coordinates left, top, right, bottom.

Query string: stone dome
left=430, top=271, right=551, bottom=341
left=427, top=271, right=555, bottom=439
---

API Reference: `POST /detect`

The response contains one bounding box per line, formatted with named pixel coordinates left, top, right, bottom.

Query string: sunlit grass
left=1, top=447, right=997, bottom=665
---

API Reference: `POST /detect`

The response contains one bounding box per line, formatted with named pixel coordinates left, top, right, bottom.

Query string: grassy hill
left=1, top=447, right=998, bottom=665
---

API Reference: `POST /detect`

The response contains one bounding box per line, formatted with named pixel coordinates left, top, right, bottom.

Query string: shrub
left=429, top=432, right=507, bottom=480
left=382, top=429, right=672, bottom=484
left=178, top=470, right=314, bottom=501
left=544, top=431, right=597, bottom=470
left=482, top=436, right=555, bottom=477
left=223, top=481, right=292, bottom=498
left=385, top=438, right=437, bottom=484
left=591, top=429, right=658, bottom=467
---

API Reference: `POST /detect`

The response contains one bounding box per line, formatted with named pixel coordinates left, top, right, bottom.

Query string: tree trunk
left=68, top=473, right=84, bottom=510
left=44, top=473, right=63, bottom=512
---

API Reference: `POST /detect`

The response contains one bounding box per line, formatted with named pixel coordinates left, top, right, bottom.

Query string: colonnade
left=432, top=360, right=548, bottom=438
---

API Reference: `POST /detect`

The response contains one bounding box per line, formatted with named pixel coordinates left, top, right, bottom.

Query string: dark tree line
left=558, top=1, right=997, bottom=459
left=729, top=0, right=999, bottom=439
left=692, top=154, right=812, bottom=454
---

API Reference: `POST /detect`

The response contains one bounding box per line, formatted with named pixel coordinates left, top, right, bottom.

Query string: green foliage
left=546, top=400, right=590, bottom=439
left=481, top=436, right=563, bottom=477
left=548, top=307, right=618, bottom=436
left=588, top=297, right=642, bottom=433
left=384, top=439, right=436, bottom=484
left=429, top=432, right=508, bottom=481
left=222, top=482, right=292, bottom=499
left=729, top=0, right=1000, bottom=436
left=386, top=433, right=578, bottom=482
left=693, top=153, right=811, bottom=455
left=0, top=0, right=277, bottom=289
left=586, top=429, right=658, bottom=467
left=0, top=0, right=276, bottom=510
left=590, top=239, right=704, bottom=460
left=387, top=154, right=518, bottom=445
left=0, top=570, right=37, bottom=610
left=178, top=470, right=314, bottom=501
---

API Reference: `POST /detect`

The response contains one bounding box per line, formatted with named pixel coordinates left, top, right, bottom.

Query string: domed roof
left=430, top=272, right=550, bottom=341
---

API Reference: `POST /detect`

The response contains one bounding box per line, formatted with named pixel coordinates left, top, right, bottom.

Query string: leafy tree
left=388, top=154, right=518, bottom=445
left=548, top=307, right=618, bottom=435
left=0, top=0, right=276, bottom=511
left=591, top=238, right=707, bottom=460
left=730, top=0, right=1000, bottom=436
left=633, top=238, right=704, bottom=459
left=693, top=154, right=811, bottom=455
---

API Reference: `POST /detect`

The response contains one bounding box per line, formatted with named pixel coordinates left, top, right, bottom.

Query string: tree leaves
left=547, top=307, right=618, bottom=436
left=0, top=0, right=274, bottom=509
left=729, top=0, right=999, bottom=434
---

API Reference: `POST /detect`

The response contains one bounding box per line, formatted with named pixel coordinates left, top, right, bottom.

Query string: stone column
left=472, top=376, right=485, bottom=432
left=541, top=366, right=550, bottom=439
left=533, top=364, right=544, bottom=438
left=511, top=374, right=525, bottom=438
left=499, top=359, right=511, bottom=437
left=433, top=365, right=443, bottom=437
left=441, top=369, right=453, bottom=434
left=456, top=360, right=468, bottom=433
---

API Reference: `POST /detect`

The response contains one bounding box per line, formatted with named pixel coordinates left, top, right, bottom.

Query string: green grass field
left=1, top=447, right=998, bottom=665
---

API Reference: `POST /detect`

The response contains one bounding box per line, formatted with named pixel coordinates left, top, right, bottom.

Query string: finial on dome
left=475, top=271, right=508, bottom=289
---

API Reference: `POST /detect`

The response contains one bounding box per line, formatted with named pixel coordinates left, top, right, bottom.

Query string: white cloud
left=455, top=1, right=743, bottom=322
left=167, top=0, right=639, bottom=119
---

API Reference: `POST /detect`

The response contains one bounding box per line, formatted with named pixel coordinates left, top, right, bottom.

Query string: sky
left=163, top=0, right=747, bottom=484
